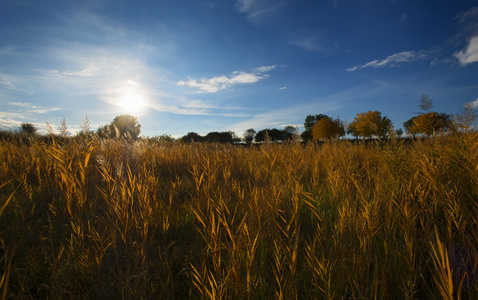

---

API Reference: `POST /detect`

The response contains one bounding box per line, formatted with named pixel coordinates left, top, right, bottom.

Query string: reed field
left=1, top=133, right=478, bottom=299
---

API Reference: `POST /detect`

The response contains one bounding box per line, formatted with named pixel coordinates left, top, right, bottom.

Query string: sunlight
left=116, top=79, right=147, bottom=114
left=119, top=92, right=145, bottom=113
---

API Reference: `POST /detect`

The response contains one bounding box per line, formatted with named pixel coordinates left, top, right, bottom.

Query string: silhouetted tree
left=243, top=128, right=256, bottom=144
left=255, top=128, right=288, bottom=142
left=282, top=126, right=297, bottom=141
left=204, top=131, right=236, bottom=143
left=181, top=132, right=203, bottom=143
left=112, top=115, right=141, bottom=139
left=20, top=122, right=37, bottom=135
left=97, top=115, right=141, bottom=139
left=395, top=128, right=404, bottom=138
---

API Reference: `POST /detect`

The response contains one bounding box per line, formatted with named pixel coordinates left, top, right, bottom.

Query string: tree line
left=2, top=94, right=476, bottom=144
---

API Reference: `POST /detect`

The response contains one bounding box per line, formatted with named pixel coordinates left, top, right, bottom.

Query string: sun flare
left=119, top=93, right=145, bottom=113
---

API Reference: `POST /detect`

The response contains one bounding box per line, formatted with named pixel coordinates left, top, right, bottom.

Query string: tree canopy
left=403, top=116, right=418, bottom=137
left=20, top=122, right=37, bottom=135
left=348, top=111, right=392, bottom=139
left=243, top=128, right=256, bottom=144
left=97, top=114, right=141, bottom=139
left=409, top=112, right=450, bottom=136
left=181, top=132, right=203, bottom=143
left=254, top=128, right=291, bottom=142
left=301, top=114, right=328, bottom=142
left=312, top=116, right=345, bottom=140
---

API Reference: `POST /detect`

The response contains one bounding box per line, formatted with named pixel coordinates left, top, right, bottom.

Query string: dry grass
left=1, top=134, right=478, bottom=299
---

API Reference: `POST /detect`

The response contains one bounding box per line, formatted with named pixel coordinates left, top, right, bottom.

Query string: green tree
left=349, top=111, right=393, bottom=139
left=312, top=116, right=345, bottom=140
left=243, top=128, right=256, bottom=144
left=20, top=122, right=37, bottom=135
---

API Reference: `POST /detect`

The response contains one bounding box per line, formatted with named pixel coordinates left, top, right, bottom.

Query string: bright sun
left=119, top=93, right=145, bottom=113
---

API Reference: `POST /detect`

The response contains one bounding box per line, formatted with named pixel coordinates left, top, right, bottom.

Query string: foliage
left=97, top=115, right=141, bottom=139
left=403, top=116, right=418, bottom=136
left=311, top=116, right=345, bottom=140
left=112, top=115, right=141, bottom=139
left=150, top=134, right=176, bottom=142
left=243, top=128, right=256, bottom=144
left=301, top=114, right=328, bottom=141
left=395, top=128, right=404, bottom=137
left=203, top=131, right=238, bottom=143
left=19, top=122, right=37, bottom=135
left=254, top=128, right=291, bottom=142
left=409, top=112, right=451, bottom=136
left=348, top=110, right=393, bottom=138
left=1, top=135, right=478, bottom=298
left=181, top=132, right=203, bottom=143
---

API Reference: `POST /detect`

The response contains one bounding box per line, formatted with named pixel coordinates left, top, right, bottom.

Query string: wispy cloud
left=290, top=36, right=325, bottom=52
left=347, top=50, right=429, bottom=71
left=454, top=36, right=478, bottom=66
left=234, top=0, right=288, bottom=24
left=456, top=7, right=478, bottom=35
left=9, top=102, right=61, bottom=114
left=177, top=65, right=277, bottom=93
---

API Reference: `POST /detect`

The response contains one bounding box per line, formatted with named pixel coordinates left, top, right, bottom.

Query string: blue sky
left=1, top=0, right=477, bottom=137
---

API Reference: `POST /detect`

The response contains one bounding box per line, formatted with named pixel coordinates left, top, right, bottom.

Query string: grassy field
left=1, top=134, right=478, bottom=299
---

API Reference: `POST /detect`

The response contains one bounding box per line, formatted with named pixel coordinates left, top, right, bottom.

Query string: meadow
left=1, top=133, right=478, bottom=299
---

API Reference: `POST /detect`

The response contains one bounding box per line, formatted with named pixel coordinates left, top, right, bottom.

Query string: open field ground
left=1, top=134, right=478, bottom=299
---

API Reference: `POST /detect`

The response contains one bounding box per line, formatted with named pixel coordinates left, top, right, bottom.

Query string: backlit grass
left=1, top=134, right=478, bottom=299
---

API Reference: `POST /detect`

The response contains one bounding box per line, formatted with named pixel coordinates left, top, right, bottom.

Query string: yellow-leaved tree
left=348, top=110, right=392, bottom=139
left=312, top=116, right=345, bottom=140
left=409, top=112, right=450, bottom=136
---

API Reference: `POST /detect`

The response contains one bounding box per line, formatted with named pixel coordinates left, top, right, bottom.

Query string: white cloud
left=255, top=65, right=276, bottom=72
left=454, top=36, right=478, bottom=66
left=471, top=98, right=478, bottom=109
left=279, top=86, right=287, bottom=90
left=347, top=50, right=428, bottom=71
left=177, top=66, right=276, bottom=93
